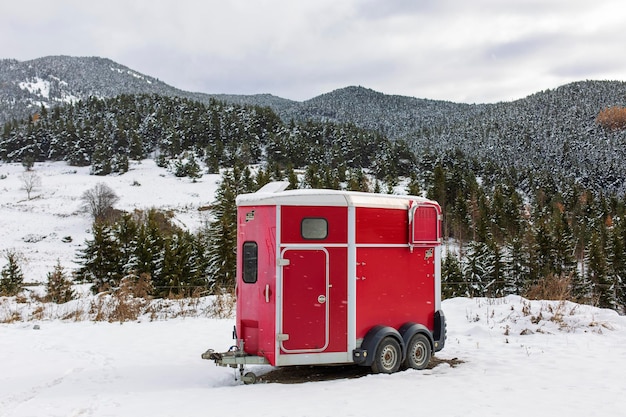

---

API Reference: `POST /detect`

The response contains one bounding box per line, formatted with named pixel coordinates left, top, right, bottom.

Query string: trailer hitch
left=202, top=347, right=270, bottom=384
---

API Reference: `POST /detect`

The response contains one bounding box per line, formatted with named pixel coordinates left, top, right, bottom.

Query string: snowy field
left=1, top=296, right=625, bottom=417
left=1, top=161, right=626, bottom=416
left=0, top=160, right=220, bottom=282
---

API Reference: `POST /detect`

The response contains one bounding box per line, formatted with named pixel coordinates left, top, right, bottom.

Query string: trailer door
left=279, top=247, right=329, bottom=353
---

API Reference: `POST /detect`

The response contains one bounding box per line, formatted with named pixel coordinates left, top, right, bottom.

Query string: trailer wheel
left=242, top=372, right=257, bottom=385
left=371, top=337, right=401, bottom=374
left=405, top=333, right=431, bottom=370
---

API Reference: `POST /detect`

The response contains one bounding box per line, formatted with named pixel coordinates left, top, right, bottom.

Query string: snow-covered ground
left=0, top=160, right=220, bottom=282
left=2, top=161, right=626, bottom=416
left=1, top=296, right=625, bottom=417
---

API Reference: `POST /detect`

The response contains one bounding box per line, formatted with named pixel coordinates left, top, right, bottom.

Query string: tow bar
left=202, top=347, right=269, bottom=384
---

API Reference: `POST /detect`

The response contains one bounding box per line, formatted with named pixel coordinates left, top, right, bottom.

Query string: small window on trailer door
left=301, top=217, right=328, bottom=240
left=242, top=241, right=258, bottom=283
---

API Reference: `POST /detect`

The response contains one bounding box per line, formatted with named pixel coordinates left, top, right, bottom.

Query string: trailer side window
left=301, top=218, right=328, bottom=240
left=242, top=242, right=258, bottom=283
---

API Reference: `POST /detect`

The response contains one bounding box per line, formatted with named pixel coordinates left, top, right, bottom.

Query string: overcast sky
left=2, top=0, right=625, bottom=103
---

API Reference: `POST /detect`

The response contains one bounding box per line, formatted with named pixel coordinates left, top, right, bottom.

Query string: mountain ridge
left=3, top=56, right=626, bottom=195
left=0, top=56, right=295, bottom=124
left=3, top=56, right=625, bottom=134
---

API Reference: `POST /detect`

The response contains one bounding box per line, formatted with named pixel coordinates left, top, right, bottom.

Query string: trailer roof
left=236, top=182, right=436, bottom=209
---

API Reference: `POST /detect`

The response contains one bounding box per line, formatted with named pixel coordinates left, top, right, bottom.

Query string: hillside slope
left=0, top=56, right=294, bottom=124
left=0, top=160, right=220, bottom=282
left=3, top=56, right=626, bottom=195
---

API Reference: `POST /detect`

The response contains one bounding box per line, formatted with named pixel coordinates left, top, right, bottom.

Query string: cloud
left=2, top=0, right=626, bottom=103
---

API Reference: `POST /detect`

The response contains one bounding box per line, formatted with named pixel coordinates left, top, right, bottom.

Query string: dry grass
left=525, top=274, right=572, bottom=301
left=0, top=310, right=22, bottom=323
left=208, top=289, right=236, bottom=319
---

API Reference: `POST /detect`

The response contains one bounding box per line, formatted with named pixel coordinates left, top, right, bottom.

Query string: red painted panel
left=355, top=246, right=436, bottom=338
left=280, top=248, right=349, bottom=354
left=236, top=205, right=277, bottom=365
left=356, top=207, right=408, bottom=244
left=281, top=249, right=328, bottom=351
left=281, top=206, right=348, bottom=244
left=326, top=247, right=348, bottom=352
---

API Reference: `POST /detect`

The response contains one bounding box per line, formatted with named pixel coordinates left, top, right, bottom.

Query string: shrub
left=21, top=171, right=41, bottom=200
left=525, top=273, right=572, bottom=301
left=81, top=183, right=120, bottom=222
left=596, top=106, right=626, bottom=131
left=208, top=288, right=236, bottom=319
left=89, top=274, right=152, bottom=323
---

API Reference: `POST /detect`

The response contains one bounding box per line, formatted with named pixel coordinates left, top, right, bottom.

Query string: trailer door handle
left=264, top=284, right=270, bottom=303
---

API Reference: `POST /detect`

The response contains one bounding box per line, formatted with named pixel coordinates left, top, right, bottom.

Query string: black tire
left=404, top=333, right=431, bottom=370
left=371, top=337, right=402, bottom=374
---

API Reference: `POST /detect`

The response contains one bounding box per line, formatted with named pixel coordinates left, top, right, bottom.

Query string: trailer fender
left=433, top=310, right=447, bottom=352
left=353, top=325, right=403, bottom=367
left=398, top=322, right=434, bottom=361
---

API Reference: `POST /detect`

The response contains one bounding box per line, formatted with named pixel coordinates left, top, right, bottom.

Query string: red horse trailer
left=202, top=182, right=446, bottom=383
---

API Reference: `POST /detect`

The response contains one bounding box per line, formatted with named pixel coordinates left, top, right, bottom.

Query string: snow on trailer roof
left=236, top=181, right=436, bottom=209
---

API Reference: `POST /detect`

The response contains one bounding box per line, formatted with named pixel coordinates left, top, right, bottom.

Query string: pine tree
left=586, top=230, right=615, bottom=308
left=240, top=165, right=255, bottom=192
left=373, top=180, right=381, bottom=194
left=303, top=164, right=323, bottom=189
left=115, top=213, right=139, bottom=275
left=502, top=237, right=530, bottom=295
left=158, top=231, right=199, bottom=297
left=474, top=192, right=491, bottom=243
left=442, top=252, right=464, bottom=298
left=46, top=260, right=75, bottom=303
left=79, top=222, right=124, bottom=293
left=533, top=220, right=553, bottom=283
left=484, top=240, right=504, bottom=297
left=0, top=250, right=24, bottom=296
left=462, top=241, right=490, bottom=297
left=255, top=166, right=272, bottom=189
left=269, top=161, right=284, bottom=181
left=346, top=168, right=370, bottom=192
left=605, top=221, right=625, bottom=312
left=185, top=154, right=202, bottom=180
left=90, top=139, right=113, bottom=175
left=174, top=153, right=202, bottom=180
left=490, top=184, right=507, bottom=244
left=128, top=131, right=144, bottom=160
left=450, top=191, right=471, bottom=245
left=550, top=210, right=578, bottom=278
left=131, top=210, right=165, bottom=283
left=285, top=163, right=299, bottom=190
left=427, top=163, right=446, bottom=211
left=207, top=168, right=242, bottom=290
left=405, top=172, right=421, bottom=196
left=384, top=176, right=395, bottom=194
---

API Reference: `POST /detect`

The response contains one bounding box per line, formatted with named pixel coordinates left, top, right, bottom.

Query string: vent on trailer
left=408, top=201, right=441, bottom=248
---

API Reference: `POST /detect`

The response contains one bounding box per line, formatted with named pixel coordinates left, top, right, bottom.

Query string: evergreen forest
left=2, top=92, right=626, bottom=313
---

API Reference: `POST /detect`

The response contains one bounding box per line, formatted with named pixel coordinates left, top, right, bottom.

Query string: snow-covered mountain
left=0, top=56, right=294, bottom=124
left=4, top=56, right=626, bottom=142
left=3, top=56, right=626, bottom=195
